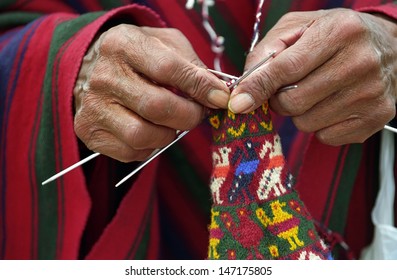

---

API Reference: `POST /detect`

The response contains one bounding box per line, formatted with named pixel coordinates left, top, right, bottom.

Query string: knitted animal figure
left=207, top=103, right=331, bottom=260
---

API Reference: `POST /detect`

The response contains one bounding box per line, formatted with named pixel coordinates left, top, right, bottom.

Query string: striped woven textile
left=0, top=0, right=396, bottom=259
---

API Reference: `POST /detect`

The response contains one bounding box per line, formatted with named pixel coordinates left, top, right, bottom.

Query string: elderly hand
left=74, top=25, right=229, bottom=162
left=230, top=8, right=397, bottom=145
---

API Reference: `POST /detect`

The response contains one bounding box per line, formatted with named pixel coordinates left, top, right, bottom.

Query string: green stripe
left=262, top=0, right=294, bottom=34
left=327, top=144, right=363, bottom=233
left=0, top=12, right=43, bottom=29
left=192, top=3, right=247, bottom=72
left=125, top=192, right=155, bottom=260
left=0, top=0, right=17, bottom=9
left=35, top=12, right=104, bottom=259
left=98, top=0, right=124, bottom=10
left=210, top=6, right=247, bottom=72
left=166, top=144, right=211, bottom=216
left=133, top=220, right=152, bottom=260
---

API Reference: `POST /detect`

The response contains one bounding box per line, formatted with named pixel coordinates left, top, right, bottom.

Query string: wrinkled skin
left=74, top=25, right=229, bottom=162
left=75, top=9, right=397, bottom=162
left=231, top=9, right=397, bottom=146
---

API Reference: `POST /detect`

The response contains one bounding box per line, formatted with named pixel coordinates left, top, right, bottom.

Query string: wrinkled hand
left=74, top=25, right=229, bottom=162
left=230, top=9, right=397, bottom=145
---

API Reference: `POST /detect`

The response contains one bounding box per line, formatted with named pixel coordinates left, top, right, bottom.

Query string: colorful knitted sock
left=207, top=103, right=332, bottom=260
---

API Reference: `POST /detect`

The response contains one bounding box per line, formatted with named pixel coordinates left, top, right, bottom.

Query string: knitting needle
left=115, top=56, right=279, bottom=187
left=41, top=55, right=276, bottom=186
left=114, top=130, right=190, bottom=187
left=207, top=69, right=238, bottom=80
left=46, top=51, right=393, bottom=187
left=228, top=50, right=276, bottom=89
left=42, top=152, right=100, bottom=185
left=209, top=52, right=297, bottom=92
left=209, top=67, right=395, bottom=135
left=385, top=125, right=397, bottom=134
left=208, top=68, right=298, bottom=93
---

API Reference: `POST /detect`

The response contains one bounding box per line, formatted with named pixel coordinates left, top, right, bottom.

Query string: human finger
left=291, top=84, right=396, bottom=145
left=74, top=94, right=179, bottom=162
left=89, top=59, right=206, bottom=131
left=100, top=24, right=230, bottom=108
left=229, top=12, right=337, bottom=113
left=83, top=129, right=155, bottom=162
left=268, top=46, right=373, bottom=116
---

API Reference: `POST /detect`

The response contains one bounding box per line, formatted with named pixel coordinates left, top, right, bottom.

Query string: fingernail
left=207, top=89, right=229, bottom=108
left=228, top=93, right=255, bottom=113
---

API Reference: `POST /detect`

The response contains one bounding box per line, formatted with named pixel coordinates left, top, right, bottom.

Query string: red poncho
left=0, top=0, right=396, bottom=259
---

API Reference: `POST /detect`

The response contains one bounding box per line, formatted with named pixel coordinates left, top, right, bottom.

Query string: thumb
left=125, top=26, right=230, bottom=108
left=229, top=21, right=313, bottom=113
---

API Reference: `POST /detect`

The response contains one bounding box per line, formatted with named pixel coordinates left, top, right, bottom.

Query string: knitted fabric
left=207, top=103, right=331, bottom=260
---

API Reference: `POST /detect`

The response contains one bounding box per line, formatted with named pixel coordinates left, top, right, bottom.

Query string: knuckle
left=123, top=122, right=144, bottom=149
left=355, top=81, right=383, bottom=102
left=336, top=11, right=367, bottom=38
left=138, top=92, right=203, bottom=130
left=125, top=124, right=172, bottom=150
left=348, top=50, right=381, bottom=79
left=153, top=55, right=178, bottom=77
left=362, top=51, right=381, bottom=72
left=351, top=135, right=368, bottom=144
left=175, top=66, right=207, bottom=100
left=384, top=97, right=397, bottom=120
left=80, top=126, right=106, bottom=152
left=99, top=25, right=129, bottom=56
left=74, top=95, right=109, bottom=147
left=292, top=116, right=314, bottom=133
left=189, top=57, right=205, bottom=67
left=347, top=13, right=367, bottom=33
left=178, top=105, right=204, bottom=130
left=74, top=105, right=93, bottom=140
left=139, top=94, right=175, bottom=124
left=155, top=130, right=178, bottom=148
left=376, top=96, right=396, bottom=124
left=278, top=92, right=306, bottom=116
left=246, top=70, right=275, bottom=101
left=187, top=68, right=207, bottom=99
left=166, top=28, right=185, bottom=40
left=282, top=51, right=307, bottom=75
left=74, top=114, right=90, bottom=142
left=88, top=63, right=114, bottom=91
left=315, top=132, right=341, bottom=146
left=278, top=11, right=299, bottom=24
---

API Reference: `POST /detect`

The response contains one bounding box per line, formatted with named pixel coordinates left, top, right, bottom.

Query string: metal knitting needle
left=42, top=57, right=275, bottom=186
left=42, top=152, right=100, bottom=185
left=229, top=50, right=276, bottom=89
left=385, top=125, right=397, bottom=134
left=208, top=58, right=396, bottom=136
left=207, top=69, right=238, bottom=80
left=115, top=130, right=190, bottom=187
left=116, top=55, right=279, bottom=187
left=42, top=52, right=302, bottom=187
left=208, top=68, right=298, bottom=93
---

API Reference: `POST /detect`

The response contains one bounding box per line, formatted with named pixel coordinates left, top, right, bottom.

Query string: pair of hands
left=74, top=8, right=397, bottom=162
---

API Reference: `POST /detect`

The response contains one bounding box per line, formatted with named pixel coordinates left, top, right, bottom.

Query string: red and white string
left=186, top=0, right=224, bottom=71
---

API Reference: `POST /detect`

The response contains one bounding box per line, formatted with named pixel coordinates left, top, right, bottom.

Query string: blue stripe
left=325, top=0, right=346, bottom=9
left=0, top=29, right=20, bottom=45
left=64, top=0, right=90, bottom=13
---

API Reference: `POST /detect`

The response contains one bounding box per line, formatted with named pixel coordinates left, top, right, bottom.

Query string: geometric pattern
left=207, top=102, right=332, bottom=259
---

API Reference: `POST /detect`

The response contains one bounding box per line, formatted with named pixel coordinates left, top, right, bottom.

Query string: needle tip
left=41, top=179, right=52, bottom=186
